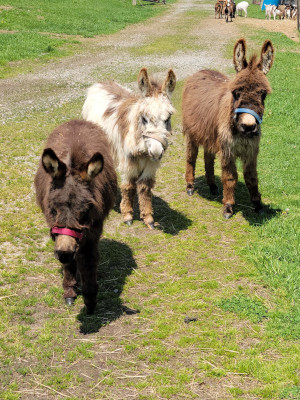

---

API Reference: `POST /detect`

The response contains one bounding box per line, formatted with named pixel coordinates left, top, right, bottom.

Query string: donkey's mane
left=148, top=76, right=164, bottom=95
left=248, top=54, right=259, bottom=70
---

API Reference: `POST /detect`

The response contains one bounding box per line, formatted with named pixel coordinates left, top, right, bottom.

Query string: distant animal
left=265, top=4, right=276, bottom=19
left=232, top=1, right=236, bottom=17
left=35, top=120, right=117, bottom=313
left=82, top=68, right=176, bottom=229
left=215, top=1, right=222, bottom=18
left=182, top=39, right=274, bottom=218
left=274, top=4, right=286, bottom=19
left=225, top=1, right=234, bottom=22
left=291, top=6, right=297, bottom=20
left=236, top=1, right=249, bottom=17
left=215, top=0, right=226, bottom=18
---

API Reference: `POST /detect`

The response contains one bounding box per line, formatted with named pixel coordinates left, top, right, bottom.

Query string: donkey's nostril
left=241, top=123, right=257, bottom=133
left=55, top=250, right=75, bottom=264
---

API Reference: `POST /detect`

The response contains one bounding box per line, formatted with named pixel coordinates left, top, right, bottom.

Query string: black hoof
left=257, top=208, right=264, bottom=215
left=223, top=212, right=233, bottom=219
left=253, top=201, right=264, bottom=214
left=223, top=205, right=233, bottom=219
left=65, top=297, right=75, bottom=306
left=146, top=223, right=155, bottom=230
left=209, top=185, right=219, bottom=196
left=124, top=220, right=133, bottom=226
left=187, top=188, right=194, bottom=196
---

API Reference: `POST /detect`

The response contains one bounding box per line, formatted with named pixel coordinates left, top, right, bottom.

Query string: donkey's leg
left=221, top=155, right=238, bottom=219
left=77, top=244, right=99, bottom=314
left=185, top=135, right=199, bottom=196
left=120, top=179, right=136, bottom=226
left=137, top=178, right=155, bottom=229
left=242, top=157, right=263, bottom=213
left=62, top=261, right=77, bottom=305
left=204, top=148, right=219, bottom=195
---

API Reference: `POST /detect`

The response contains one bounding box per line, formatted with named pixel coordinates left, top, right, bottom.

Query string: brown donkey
left=35, top=120, right=117, bottom=313
left=182, top=38, right=274, bottom=218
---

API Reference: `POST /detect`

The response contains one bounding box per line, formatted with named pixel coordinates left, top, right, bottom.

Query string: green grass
left=247, top=3, right=267, bottom=19
left=235, top=30, right=300, bottom=341
left=0, top=0, right=174, bottom=77
left=0, top=31, right=67, bottom=62
left=0, top=0, right=174, bottom=36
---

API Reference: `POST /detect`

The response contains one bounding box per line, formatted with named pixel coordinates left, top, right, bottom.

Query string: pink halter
left=51, top=227, right=83, bottom=241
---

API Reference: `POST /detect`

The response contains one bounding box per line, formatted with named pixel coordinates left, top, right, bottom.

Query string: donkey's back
left=182, top=70, right=229, bottom=153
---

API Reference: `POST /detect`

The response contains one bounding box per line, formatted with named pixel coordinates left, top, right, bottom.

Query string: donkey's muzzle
left=241, top=123, right=259, bottom=135
left=143, top=132, right=169, bottom=151
left=55, top=250, right=75, bottom=264
left=54, top=233, right=78, bottom=264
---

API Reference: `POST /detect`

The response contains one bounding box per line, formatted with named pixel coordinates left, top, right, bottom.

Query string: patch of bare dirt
left=237, top=16, right=299, bottom=42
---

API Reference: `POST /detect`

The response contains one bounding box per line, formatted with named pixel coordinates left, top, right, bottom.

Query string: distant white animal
left=236, top=1, right=249, bottom=17
left=265, top=4, right=276, bottom=19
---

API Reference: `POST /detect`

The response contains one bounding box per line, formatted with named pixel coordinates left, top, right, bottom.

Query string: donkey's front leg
left=221, top=155, right=238, bottom=219
left=185, top=135, right=199, bottom=196
left=62, top=261, right=77, bottom=306
left=242, top=157, right=263, bottom=213
left=137, top=178, right=155, bottom=229
left=77, top=245, right=99, bottom=314
left=120, top=179, right=136, bottom=226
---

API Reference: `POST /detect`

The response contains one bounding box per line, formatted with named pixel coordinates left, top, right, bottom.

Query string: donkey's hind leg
left=204, top=149, right=219, bottom=195
left=120, top=179, right=136, bottom=226
left=137, top=178, right=155, bottom=229
left=185, top=134, right=198, bottom=196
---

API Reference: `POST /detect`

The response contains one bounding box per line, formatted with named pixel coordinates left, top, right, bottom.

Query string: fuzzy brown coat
left=182, top=39, right=274, bottom=218
left=35, top=119, right=117, bottom=313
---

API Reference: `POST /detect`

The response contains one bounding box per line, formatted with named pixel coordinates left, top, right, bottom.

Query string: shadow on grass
left=114, top=189, right=192, bottom=235
left=77, top=238, right=138, bottom=334
left=194, top=176, right=281, bottom=225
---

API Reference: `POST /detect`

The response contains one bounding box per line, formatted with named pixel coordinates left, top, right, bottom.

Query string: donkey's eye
left=164, top=116, right=171, bottom=129
left=261, top=91, right=267, bottom=102
left=232, top=90, right=240, bottom=101
left=141, top=116, right=148, bottom=125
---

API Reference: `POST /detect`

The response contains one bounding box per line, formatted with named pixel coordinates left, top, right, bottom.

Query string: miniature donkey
left=82, top=68, right=176, bottom=229
left=182, top=38, right=274, bottom=218
left=35, top=120, right=117, bottom=313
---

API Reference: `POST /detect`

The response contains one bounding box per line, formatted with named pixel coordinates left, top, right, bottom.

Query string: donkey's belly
left=119, top=156, right=159, bottom=183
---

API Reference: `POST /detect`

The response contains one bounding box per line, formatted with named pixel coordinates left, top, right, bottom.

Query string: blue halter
left=234, top=108, right=263, bottom=125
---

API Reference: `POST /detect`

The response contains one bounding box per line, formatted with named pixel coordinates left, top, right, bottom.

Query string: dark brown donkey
left=35, top=120, right=117, bottom=313
left=182, top=38, right=274, bottom=218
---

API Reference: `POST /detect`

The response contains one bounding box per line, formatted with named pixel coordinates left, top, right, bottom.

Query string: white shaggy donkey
left=82, top=68, right=176, bottom=229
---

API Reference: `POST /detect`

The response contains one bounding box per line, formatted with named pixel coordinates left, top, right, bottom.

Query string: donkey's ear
left=86, top=153, right=104, bottom=180
left=258, top=40, right=274, bottom=75
left=42, top=148, right=66, bottom=179
left=138, top=68, right=151, bottom=96
left=162, top=69, right=176, bottom=96
left=233, top=39, right=248, bottom=73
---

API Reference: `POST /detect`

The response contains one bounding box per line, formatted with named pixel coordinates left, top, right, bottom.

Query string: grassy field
left=0, top=0, right=174, bottom=77
left=1, top=2, right=300, bottom=399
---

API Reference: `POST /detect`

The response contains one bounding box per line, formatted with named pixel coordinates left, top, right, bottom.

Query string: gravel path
left=0, top=0, right=239, bottom=124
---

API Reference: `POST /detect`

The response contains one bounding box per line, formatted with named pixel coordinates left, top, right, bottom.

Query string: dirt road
left=0, top=0, right=241, bottom=124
